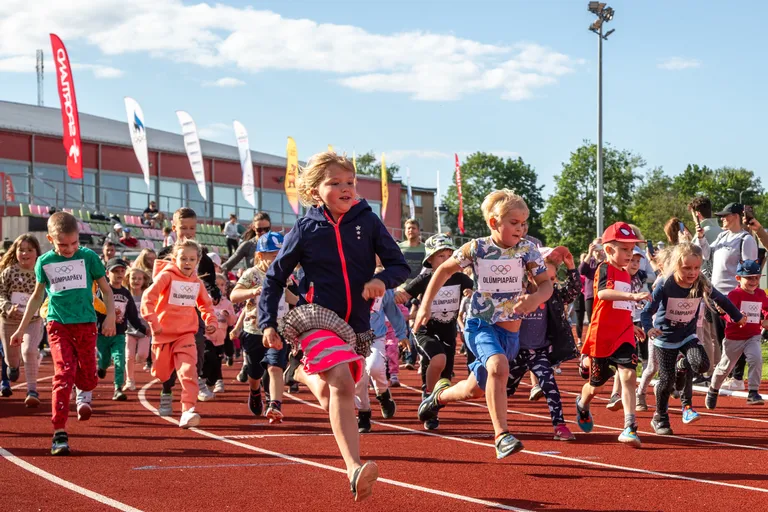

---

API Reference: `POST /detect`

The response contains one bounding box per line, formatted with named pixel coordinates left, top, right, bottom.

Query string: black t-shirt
left=405, top=271, right=474, bottom=324
left=143, top=206, right=159, bottom=216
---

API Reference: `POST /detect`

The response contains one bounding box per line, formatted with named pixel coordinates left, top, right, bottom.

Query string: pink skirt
left=300, top=329, right=364, bottom=383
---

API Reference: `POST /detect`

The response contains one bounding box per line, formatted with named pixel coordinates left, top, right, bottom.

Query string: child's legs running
left=172, top=335, right=199, bottom=412
left=96, top=334, right=111, bottom=372
left=297, top=367, right=331, bottom=411
left=354, top=366, right=371, bottom=411
left=384, top=338, right=399, bottom=377
left=654, top=347, right=679, bottom=417
left=366, top=337, right=388, bottom=396
left=0, top=318, right=22, bottom=369
left=679, top=339, right=709, bottom=407
left=638, top=341, right=659, bottom=393
left=611, top=375, right=622, bottom=397
left=125, top=335, right=138, bottom=382
left=743, top=336, right=763, bottom=391
left=531, top=351, right=564, bottom=426
left=151, top=344, right=176, bottom=384
left=414, top=331, right=447, bottom=392
left=72, top=324, right=98, bottom=394
left=323, top=363, right=362, bottom=478
left=262, top=344, right=287, bottom=401
left=506, top=352, right=530, bottom=396
left=484, top=353, right=510, bottom=437
left=21, top=321, right=43, bottom=391
left=47, top=322, right=80, bottom=430
left=438, top=373, right=484, bottom=403
left=110, top=335, right=126, bottom=389
left=711, top=338, right=743, bottom=390
left=617, top=366, right=637, bottom=426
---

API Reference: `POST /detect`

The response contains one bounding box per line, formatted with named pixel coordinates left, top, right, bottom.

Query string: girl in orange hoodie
left=141, top=240, right=217, bottom=428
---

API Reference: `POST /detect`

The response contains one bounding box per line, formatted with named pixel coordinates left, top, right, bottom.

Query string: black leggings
left=655, top=340, right=710, bottom=416
left=226, top=238, right=238, bottom=257
left=574, top=292, right=586, bottom=340
left=203, top=340, right=224, bottom=385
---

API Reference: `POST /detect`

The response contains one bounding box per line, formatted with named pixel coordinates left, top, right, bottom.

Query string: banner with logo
left=285, top=137, right=300, bottom=214
left=455, top=153, right=465, bottom=234
left=176, top=111, right=207, bottom=200
left=124, top=97, right=150, bottom=189
left=381, top=153, right=388, bottom=221
left=233, top=121, right=257, bottom=208
left=50, top=34, right=83, bottom=180
left=0, top=173, right=16, bottom=202
left=406, top=167, right=415, bottom=219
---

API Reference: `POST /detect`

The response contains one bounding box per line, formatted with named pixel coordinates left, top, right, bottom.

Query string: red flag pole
left=50, top=34, right=83, bottom=180
left=455, top=154, right=465, bottom=235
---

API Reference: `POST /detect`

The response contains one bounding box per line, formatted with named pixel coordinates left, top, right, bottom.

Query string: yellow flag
left=352, top=150, right=357, bottom=172
left=285, top=136, right=299, bottom=214
left=328, top=144, right=334, bottom=152
left=381, top=153, right=388, bottom=221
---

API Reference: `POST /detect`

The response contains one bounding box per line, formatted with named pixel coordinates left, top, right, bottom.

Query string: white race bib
left=613, top=281, right=633, bottom=311
left=476, top=258, right=523, bottom=294
left=277, top=292, right=289, bottom=320
left=44, top=259, right=87, bottom=292
left=168, top=281, right=200, bottom=307
left=742, top=301, right=762, bottom=324
left=10, top=292, right=30, bottom=311
left=371, top=296, right=383, bottom=312
left=666, top=297, right=701, bottom=324
left=431, top=285, right=461, bottom=314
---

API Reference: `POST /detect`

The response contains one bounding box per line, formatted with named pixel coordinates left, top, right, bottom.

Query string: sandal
left=349, top=461, right=379, bottom=502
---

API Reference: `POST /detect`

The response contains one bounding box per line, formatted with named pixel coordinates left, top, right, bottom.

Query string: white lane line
left=138, top=380, right=531, bottom=512
left=0, top=446, right=142, bottom=511
left=133, top=462, right=298, bottom=470
left=224, top=431, right=491, bottom=440
left=400, top=384, right=768, bottom=452
left=285, top=391, right=768, bottom=494
left=11, top=375, right=54, bottom=390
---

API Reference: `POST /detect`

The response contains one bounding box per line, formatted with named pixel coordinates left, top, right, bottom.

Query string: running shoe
left=158, top=392, right=173, bottom=417
left=618, top=426, right=642, bottom=447
left=112, top=389, right=127, bottom=401
left=283, top=354, right=302, bottom=387
left=143, top=363, right=150, bottom=371
left=357, top=410, right=372, bottom=433
left=51, top=431, right=70, bottom=456
left=179, top=407, right=200, bottom=428
left=389, top=375, right=401, bottom=388
left=553, top=424, right=576, bottom=441
left=376, top=389, right=397, bottom=419
left=122, top=379, right=136, bottom=392
left=213, top=380, right=225, bottom=393
left=1, top=384, right=12, bottom=397
left=350, top=461, right=379, bottom=502
left=606, top=393, right=623, bottom=411
left=705, top=389, right=718, bottom=410
left=575, top=397, right=594, bottom=433
left=237, top=365, right=248, bottom=383
left=248, top=389, right=264, bottom=417
left=424, top=417, right=439, bottom=430
left=651, top=415, right=673, bottom=435
left=635, top=392, right=648, bottom=412
left=721, top=377, right=745, bottom=391
left=289, top=383, right=299, bottom=393
left=8, top=366, right=19, bottom=383
left=554, top=366, right=562, bottom=375
left=97, top=368, right=107, bottom=379
left=197, top=378, right=215, bottom=402
left=25, top=390, right=40, bottom=408
left=747, top=390, right=765, bottom=406
left=225, top=356, right=233, bottom=367
left=76, top=402, right=92, bottom=421
left=494, top=432, right=524, bottom=459
left=681, top=405, right=700, bottom=424
left=266, top=402, right=284, bottom=424
left=529, top=386, right=544, bottom=401
left=417, top=378, right=450, bottom=422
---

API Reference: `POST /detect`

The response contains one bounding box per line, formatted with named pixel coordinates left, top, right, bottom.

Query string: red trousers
left=47, top=321, right=98, bottom=430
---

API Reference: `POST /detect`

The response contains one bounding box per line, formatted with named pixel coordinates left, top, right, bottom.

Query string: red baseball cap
left=602, top=222, right=643, bottom=244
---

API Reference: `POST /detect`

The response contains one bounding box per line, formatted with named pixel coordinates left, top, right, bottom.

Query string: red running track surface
left=2, top=356, right=768, bottom=511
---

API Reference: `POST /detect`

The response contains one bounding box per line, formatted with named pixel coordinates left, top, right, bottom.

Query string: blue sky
left=1, top=0, right=766, bottom=199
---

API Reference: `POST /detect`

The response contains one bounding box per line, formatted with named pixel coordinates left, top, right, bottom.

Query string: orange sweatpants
left=151, top=333, right=198, bottom=412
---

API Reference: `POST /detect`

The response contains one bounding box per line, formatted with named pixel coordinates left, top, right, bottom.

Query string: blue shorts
left=464, top=317, right=520, bottom=390
left=241, top=332, right=289, bottom=380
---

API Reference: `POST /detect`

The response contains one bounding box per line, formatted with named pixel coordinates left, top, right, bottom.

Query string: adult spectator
left=397, top=218, right=425, bottom=282
left=152, top=212, right=166, bottom=229
left=143, top=201, right=159, bottom=216
left=222, top=213, right=241, bottom=257
left=688, top=196, right=723, bottom=246
left=120, top=228, right=139, bottom=248
left=221, top=212, right=271, bottom=272
left=578, top=238, right=606, bottom=322
left=102, top=240, right=116, bottom=265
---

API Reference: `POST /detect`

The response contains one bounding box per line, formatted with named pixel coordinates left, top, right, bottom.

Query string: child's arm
left=514, top=272, right=554, bottom=315
left=231, top=281, right=261, bottom=304
left=260, top=225, right=302, bottom=348
left=125, top=292, right=148, bottom=336
left=96, top=277, right=116, bottom=337
left=559, top=267, right=581, bottom=306
left=225, top=302, right=237, bottom=327
left=641, top=280, right=664, bottom=337
left=196, top=280, right=217, bottom=334
left=0, top=270, right=15, bottom=320
left=141, top=271, right=171, bottom=335
left=9, top=282, right=46, bottom=346
left=414, top=258, right=462, bottom=330
left=382, top=291, right=408, bottom=340
left=230, top=308, right=245, bottom=339
left=714, top=289, right=745, bottom=326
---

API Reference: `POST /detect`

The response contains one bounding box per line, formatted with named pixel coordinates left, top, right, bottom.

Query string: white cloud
left=74, top=63, right=124, bottom=78
left=197, top=122, right=231, bottom=139
left=0, top=56, right=122, bottom=78
left=0, top=0, right=578, bottom=101
left=658, top=57, right=701, bottom=71
left=204, top=77, right=245, bottom=87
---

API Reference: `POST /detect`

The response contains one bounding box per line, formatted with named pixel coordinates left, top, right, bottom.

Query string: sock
left=271, top=400, right=282, bottom=410
left=578, top=396, right=589, bottom=412
left=624, top=413, right=636, bottom=429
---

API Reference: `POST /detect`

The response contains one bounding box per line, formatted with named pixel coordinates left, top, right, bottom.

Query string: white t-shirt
left=711, top=230, right=758, bottom=294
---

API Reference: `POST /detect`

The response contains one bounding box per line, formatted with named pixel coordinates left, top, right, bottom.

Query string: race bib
left=613, top=281, right=633, bottom=311
left=168, top=281, right=200, bottom=307
left=277, top=292, right=289, bottom=320
left=371, top=296, right=383, bottom=312
left=431, top=285, right=461, bottom=314
left=114, top=299, right=128, bottom=317
left=665, top=297, right=701, bottom=324
left=476, top=258, right=523, bottom=294
left=10, top=292, right=30, bottom=311
left=44, top=259, right=87, bottom=292
left=742, top=301, right=762, bottom=324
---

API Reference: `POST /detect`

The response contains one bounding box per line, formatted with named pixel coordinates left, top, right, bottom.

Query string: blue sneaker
left=681, top=405, right=700, bottom=424
left=575, top=397, right=594, bottom=433
left=494, top=432, right=524, bottom=459
left=618, top=426, right=641, bottom=447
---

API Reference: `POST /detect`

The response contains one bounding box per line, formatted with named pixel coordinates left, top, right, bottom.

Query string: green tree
left=542, top=142, right=644, bottom=257
left=442, top=153, right=545, bottom=241
left=353, top=151, right=399, bottom=181
left=629, top=167, right=689, bottom=244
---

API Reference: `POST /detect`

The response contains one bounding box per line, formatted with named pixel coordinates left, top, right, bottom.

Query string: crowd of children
left=1, top=150, right=767, bottom=503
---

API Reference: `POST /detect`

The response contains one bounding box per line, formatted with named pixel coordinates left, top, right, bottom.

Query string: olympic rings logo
left=55, top=265, right=74, bottom=273
left=490, top=264, right=512, bottom=274
left=179, top=285, right=195, bottom=293
left=439, top=290, right=454, bottom=298
left=678, top=301, right=694, bottom=309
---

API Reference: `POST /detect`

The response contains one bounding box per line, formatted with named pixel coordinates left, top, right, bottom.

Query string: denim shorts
left=464, top=317, right=520, bottom=390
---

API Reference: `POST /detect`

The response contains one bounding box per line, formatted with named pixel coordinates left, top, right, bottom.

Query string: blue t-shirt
left=520, top=302, right=548, bottom=350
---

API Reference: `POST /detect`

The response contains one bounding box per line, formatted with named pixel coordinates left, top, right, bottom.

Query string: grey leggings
left=655, top=339, right=709, bottom=416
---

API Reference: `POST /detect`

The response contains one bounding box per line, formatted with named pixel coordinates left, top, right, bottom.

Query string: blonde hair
left=297, top=151, right=356, bottom=207
left=133, top=248, right=156, bottom=274
left=126, top=267, right=151, bottom=292
left=654, top=246, right=673, bottom=273
left=665, top=243, right=713, bottom=308
left=481, top=189, right=529, bottom=225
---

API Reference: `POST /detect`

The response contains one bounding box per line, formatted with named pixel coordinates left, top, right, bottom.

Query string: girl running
left=124, top=267, right=151, bottom=391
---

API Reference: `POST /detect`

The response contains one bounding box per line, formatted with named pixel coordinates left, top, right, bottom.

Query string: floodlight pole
left=596, top=23, right=604, bottom=238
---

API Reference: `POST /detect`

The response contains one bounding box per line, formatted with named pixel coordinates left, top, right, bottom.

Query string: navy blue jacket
left=259, top=200, right=410, bottom=334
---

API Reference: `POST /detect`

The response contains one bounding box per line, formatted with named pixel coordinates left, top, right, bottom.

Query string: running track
left=2, top=357, right=768, bottom=511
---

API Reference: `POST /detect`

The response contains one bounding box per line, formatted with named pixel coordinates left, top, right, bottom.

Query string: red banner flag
left=0, top=173, right=15, bottom=202
left=455, top=153, right=465, bottom=234
left=50, top=34, right=83, bottom=180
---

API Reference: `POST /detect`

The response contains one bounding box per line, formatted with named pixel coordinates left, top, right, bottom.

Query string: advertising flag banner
left=50, top=34, right=83, bottom=180
left=352, top=150, right=357, bottom=172
left=455, top=153, right=465, bottom=234
left=124, top=97, right=150, bottom=189
left=436, top=170, right=442, bottom=234
left=285, top=137, right=300, bottom=214
left=233, top=121, right=257, bottom=208
left=406, top=167, right=415, bottom=219
left=1, top=173, right=16, bottom=202
left=381, top=153, right=388, bottom=221
left=176, top=111, right=207, bottom=200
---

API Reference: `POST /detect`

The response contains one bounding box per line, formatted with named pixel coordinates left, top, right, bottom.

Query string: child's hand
left=205, top=324, right=217, bottom=335
left=229, top=328, right=241, bottom=340
left=398, top=337, right=410, bottom=351
left=102, top=314, right=117, bottom=337
left=761, top=319, right=768, bottom=329
left=632, top=292, right=651, bottom=302
left=263, top=327, right=283, bottom=350
left=251, top=287, right=262, bottom=300
left=633, top=324, right=646, bottom=341
left=737, top=315, right=748, bottom=327
left=8, top=305, right=23, bottom=322
left=9, top=329, right=23, bottom=347
left=362, top=279, right=386, bottom=300
left=563, top=250, right=575, bottom=269
left=512, top=294, right=540, bottom=316
left=413, top=305, right=431, bottom=331
left=394, top=290, right=410, bottom=305
left=463, top=288, right=472, bottom=298
left=647, top=328, right=662, bottom=339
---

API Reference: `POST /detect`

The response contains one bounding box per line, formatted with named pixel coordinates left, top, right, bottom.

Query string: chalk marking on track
left=0, top=446, right=142, bottom=511
left=400, top=384, right=768, bottom=452
left=133, top=462, right=297, bottom=470
left=138, top=380, right=531, bottom=512
left=285, top=390, right=768, bottom=494
left=11, top=375, right=53, bottom=390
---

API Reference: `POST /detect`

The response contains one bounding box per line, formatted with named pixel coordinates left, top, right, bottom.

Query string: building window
left=33, top=165, right=64, bottom=207
left=129, top=177, right=157, bottom=213
left=159, top=180, right=182, bottom=215
left=65, top=170, right=96, bottom=210
left=368, top=200, right=381, bottom=218
left=100, top=173, right=129, bottom=211
left=185, top=182, right=210, bottom=218
left=282, top=195, right=298, bottom=226
left=262, top=190, right=283, bottom=217
left=213, top=185, right=237, bottom=220
left=0, top=161, right=31, bottom=204
left=414, top=194, right=422, bottom=208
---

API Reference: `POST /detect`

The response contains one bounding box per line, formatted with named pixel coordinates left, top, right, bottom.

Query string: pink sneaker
left=554, top=424, right=575, bottom=441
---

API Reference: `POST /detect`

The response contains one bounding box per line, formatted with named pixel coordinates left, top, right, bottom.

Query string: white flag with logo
left=406, top=167, right=415, bottom=219
left=124, top=97, right=150, bottom=189
left=233, top=121, right=256, bottom=208
left=176, top=111, right=207, bottom=200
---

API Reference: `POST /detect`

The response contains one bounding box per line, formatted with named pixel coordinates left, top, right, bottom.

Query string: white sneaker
left=179, top=408, right=200, bottom=428
left=554, top=366, right=562, bottom=375
left=389, top=375, right=401, bottom=388
left=197, top=378, right=215, bottom=402
left=722, top=378, right=745, bottom=391
left=122, top=379, right=136, bottom=392
left=213, top=380, right=225, bottom=393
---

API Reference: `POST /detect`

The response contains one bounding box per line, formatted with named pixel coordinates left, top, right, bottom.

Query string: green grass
left=763, top=343, right=768, bottom=380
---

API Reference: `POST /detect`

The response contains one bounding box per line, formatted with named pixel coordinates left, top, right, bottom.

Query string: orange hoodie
left=141, top=259, right=216, bottom=344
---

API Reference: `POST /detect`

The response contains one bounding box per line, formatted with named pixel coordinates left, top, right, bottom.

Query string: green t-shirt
left=398, top=241, right=426, bottom=281
left=35, top=247, right=105, bottom=325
